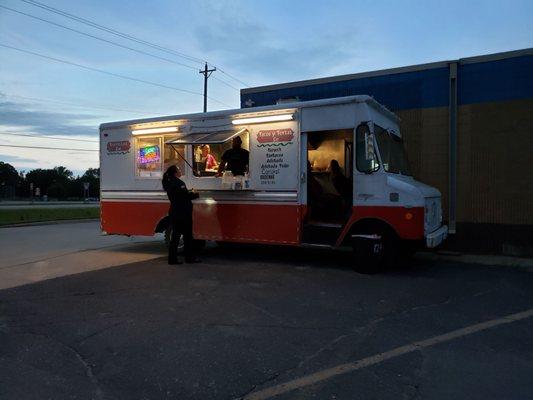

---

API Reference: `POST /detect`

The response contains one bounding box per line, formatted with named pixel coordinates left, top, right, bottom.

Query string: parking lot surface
left=0, top=243, right=532, bottom=400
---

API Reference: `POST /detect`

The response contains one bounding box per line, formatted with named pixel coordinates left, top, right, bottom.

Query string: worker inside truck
left=193, top=144, right=218, bottom=176
left=191, top=131, right=250, bottom=177
left=307, top=129, right=353, bottom=223
left=217, top=136, right=249, bottom=176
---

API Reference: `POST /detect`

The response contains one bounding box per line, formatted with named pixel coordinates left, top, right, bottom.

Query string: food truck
left=100, top=95, right=447, bottom=272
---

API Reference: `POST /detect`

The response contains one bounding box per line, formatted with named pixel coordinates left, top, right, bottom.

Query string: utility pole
left=199, top=62, right=216, bottom=112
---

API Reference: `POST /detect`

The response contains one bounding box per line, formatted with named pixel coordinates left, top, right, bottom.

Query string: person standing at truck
left=162, top=165, right=200, bottom=265
left=217, top=136, right=249, bottom=176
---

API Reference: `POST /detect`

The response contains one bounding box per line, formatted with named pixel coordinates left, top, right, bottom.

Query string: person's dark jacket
left=165, top=177, right=199, bottom=220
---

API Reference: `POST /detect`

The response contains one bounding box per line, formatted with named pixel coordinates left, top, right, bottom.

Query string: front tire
left=352, top=231, right=397, bottom=274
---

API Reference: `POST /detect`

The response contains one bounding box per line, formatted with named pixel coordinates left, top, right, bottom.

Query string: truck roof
left=99, top=95, right=399, bottom=130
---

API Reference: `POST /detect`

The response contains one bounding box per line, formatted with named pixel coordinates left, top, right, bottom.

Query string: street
left=0, top=221, right=161, bottom=289
left=0, top=201, right=100, bottom=210
left=0, top=223, right=532, bottom=399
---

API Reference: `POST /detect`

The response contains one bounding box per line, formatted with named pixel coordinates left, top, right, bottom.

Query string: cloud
left=0, top=96, right=100, bottom=137
left=0, top=154, right=38, bottom=166
left=191, top=1, right=362, bottom=84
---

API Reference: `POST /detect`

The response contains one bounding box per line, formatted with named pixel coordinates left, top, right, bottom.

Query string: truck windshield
left=374, top=125, right=411, bottom=175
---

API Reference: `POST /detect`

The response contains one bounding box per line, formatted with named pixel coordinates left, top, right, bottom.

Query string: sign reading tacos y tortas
left=106, top=140, right=131, bottom=155
left=250, top=122, right=298, bottom=190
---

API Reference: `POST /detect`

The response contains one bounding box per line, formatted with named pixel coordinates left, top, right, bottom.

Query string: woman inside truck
left=201, top=144, right=218, bottom=171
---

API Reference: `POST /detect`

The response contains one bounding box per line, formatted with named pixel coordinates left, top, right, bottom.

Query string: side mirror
left=364, top=131, right=375, bottom=161
left=356, top=123, right=379, bottom=174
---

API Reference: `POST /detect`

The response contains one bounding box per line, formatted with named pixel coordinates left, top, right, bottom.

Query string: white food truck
left=100, top=95, right=447, bottom=272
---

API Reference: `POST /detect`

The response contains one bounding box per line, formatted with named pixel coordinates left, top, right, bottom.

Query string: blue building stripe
left=458, top=55, right=533, bottom=105
left=241, top=55, right=533, bottom=111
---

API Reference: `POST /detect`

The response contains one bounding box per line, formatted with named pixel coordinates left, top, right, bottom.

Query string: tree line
left=0, top=161, right=100, bottom=200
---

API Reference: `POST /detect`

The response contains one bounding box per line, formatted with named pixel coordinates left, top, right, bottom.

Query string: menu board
left=249, top=121, right=299, bottom=190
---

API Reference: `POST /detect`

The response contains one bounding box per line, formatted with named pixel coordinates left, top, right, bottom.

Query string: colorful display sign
left=138, top=145, right=160, bottom=164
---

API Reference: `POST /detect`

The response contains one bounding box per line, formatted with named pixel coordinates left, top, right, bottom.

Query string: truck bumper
left=426, top=225, right=448, bottom=248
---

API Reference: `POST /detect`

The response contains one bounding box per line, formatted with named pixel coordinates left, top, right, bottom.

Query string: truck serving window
left=136, top=137, right=162, bottom=178
left=166, top=128, right=249, bottom=177
left=192, top=131, right=249, bottom=177
left=374, top=125, right=411, bottom=175
left=164, top=140, right=185, bottom=175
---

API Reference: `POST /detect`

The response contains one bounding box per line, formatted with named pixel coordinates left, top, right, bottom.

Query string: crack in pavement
left=16, top=331, right=105, bottom=400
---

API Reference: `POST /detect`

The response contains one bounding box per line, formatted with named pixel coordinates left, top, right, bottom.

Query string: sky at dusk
left=1, top=0, right=532, bottom=175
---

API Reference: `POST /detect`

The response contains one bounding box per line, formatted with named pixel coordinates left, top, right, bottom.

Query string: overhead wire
left=17, top=0, right=250, bottom=87
left=0, top=4, right=199, bottom=72
left=18, top=0, right=206, bottom=64
left=1, top=93, right=160, bottom=115
left=0, top=43, right=233, bottom=108
left=0, top=144, right=98, bottom=152
left=0, top=131, right=98, bottom=143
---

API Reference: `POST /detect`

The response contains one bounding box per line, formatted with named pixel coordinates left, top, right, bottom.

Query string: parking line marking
left=242, top=308, right=533, bottom=400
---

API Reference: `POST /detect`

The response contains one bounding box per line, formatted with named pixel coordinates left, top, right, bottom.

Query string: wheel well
left=154, top=215, right=170, bottom=234
left=341, top=218, right=399, bottom=246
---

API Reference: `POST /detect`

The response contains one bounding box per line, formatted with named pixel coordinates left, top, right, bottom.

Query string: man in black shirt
left=217, top=136, right=249, bottom=176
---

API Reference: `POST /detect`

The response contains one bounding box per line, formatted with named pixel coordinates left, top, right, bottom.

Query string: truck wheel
left=352, top=231, right=396, bottom=274
left=164, top=227, right=184, bottom=252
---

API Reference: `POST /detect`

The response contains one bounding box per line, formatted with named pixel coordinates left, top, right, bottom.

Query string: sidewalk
left=416, top=251, right=533, bottom=269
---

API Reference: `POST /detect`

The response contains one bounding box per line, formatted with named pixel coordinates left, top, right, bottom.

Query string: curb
left=0, top=218, right=100, bottom=229
left=415, top=251, right=533, bottom=269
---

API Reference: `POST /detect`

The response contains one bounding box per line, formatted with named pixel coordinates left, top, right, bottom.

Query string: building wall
left=241, top=50, right=533, bottom=255
left=457, top=98, right=533, bottom=225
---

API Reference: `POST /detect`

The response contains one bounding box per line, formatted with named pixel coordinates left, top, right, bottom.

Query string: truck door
left=301, top=129, right=354, bottom=246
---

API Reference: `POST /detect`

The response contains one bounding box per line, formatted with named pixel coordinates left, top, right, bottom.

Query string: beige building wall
left=457, top=98, right=533, bottom=225
left=396, top=107, right=449, bottom=219
left=395, top=98, right=533, bottom=226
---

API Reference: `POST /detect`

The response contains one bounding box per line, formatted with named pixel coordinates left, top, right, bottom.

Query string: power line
left=217, top=68, right=250, bottom=88
left=0, top=4, right=199, bottom=72
left=1, top=93, right=159, bottom=115
left=212, top=76, right=240, bottom=91
left=0, top=4, right=239, bottom=93
left=0, top=144, right=98, bottom=152
left=0, top=43, right=232, bottom=108
left=18, top=0, right=206, bottom=64
left=17, top=0, right=250, bottom=87
left=0, top=132, right=98, bottom=143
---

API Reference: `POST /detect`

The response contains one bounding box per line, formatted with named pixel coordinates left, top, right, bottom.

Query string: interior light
left=232, top=114, right=293, bottom=125
left=132, top=127, right=179, bottom=135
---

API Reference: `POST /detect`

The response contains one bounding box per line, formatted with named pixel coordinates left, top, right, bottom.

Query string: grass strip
left=0, top=207, right=99, bottom=226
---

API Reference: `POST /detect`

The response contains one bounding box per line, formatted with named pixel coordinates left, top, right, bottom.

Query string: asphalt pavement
left=0, top=221, right=162, bottom=289
left=0, top=226, right=532, bottom=400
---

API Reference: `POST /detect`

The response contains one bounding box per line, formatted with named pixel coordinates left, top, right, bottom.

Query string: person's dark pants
left=168, top=216, right=194, bottom=264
